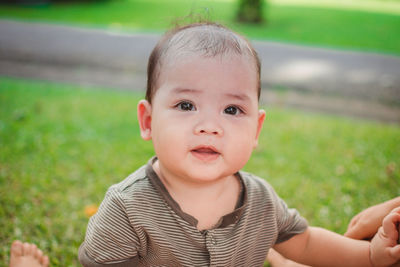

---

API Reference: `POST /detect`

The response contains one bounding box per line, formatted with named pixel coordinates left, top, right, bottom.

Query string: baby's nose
left=198, top=128, right=221, bottom=135
left=194, top=117, right=223, bottom=136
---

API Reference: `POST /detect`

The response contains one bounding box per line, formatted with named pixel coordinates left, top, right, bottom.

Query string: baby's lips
left=191, top=145, right=220, bottom=154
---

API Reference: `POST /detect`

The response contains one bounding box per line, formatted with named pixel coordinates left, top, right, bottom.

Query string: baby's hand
left=370, top=207, right=400, bottom=267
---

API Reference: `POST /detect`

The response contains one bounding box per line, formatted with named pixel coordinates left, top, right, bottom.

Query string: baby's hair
left=146, top=22, right=261, bottom=103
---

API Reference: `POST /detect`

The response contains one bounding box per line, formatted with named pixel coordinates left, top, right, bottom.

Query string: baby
left=78, top=22, right=400, bottom=266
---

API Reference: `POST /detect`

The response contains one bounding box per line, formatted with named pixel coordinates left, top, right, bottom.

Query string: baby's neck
left=153, top=160, right=241, bottom=230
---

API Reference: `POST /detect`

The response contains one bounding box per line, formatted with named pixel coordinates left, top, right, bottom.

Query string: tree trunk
left=236, top=0, right=265, bottom=24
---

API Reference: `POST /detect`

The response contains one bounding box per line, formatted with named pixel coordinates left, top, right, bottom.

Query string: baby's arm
left=274, top=226, right=372, bottom=266
left=275, top=207, right=400, bottom=267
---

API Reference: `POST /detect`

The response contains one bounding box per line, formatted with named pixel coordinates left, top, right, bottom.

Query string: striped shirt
left=79, top=157, right=307, bottom=266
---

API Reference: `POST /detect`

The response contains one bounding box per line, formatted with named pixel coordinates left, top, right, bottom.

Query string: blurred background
left=1, top=0, right=399, bottom=265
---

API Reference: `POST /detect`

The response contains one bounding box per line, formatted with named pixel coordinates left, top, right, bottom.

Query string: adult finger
left=344, top=220, right=371, bottom=240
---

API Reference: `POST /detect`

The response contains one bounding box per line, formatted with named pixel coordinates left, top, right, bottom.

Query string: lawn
left=1, top=77, right=399, bottom=265
left=0, top=0, right=399, bottom=54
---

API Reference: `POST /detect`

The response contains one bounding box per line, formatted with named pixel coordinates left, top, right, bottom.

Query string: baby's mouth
left=191, top=146, right=220, bottom=161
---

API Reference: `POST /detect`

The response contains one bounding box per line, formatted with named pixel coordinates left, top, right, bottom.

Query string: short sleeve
left=79, top=187, right=140, bottom=266
left=273, top=191, right=308, bottom=244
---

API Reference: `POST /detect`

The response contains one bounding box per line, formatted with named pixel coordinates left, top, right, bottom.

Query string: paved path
left=1, top=19, right=399, bottom=123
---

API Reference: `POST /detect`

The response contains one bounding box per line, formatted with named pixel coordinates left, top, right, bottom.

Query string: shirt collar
left=146, top=156, right=247, bottom=230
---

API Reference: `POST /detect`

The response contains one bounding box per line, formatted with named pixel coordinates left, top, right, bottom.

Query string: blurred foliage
left=236, top=0, right=265, bottom=23
left=1, top=77, right=399, bottom=264
left=0, top=0, right=107, bottom=6
left=0, top=0, right=399, bottom=54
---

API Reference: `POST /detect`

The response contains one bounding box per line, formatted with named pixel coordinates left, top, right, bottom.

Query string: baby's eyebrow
left=171, top=88, right=251, bottom=102
left=224, top=93, right=251, bottom=102
left=171, top=87, right=201, bottom=95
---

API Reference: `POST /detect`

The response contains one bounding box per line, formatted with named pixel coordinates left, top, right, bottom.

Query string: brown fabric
left=79, top=157, right=308, bottom=266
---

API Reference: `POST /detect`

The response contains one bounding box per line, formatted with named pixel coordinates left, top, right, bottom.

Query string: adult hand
left=344, top=197, right=400, bottom=240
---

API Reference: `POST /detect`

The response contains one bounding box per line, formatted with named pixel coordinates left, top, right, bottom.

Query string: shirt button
left=211, top=237, right=217, bottom=245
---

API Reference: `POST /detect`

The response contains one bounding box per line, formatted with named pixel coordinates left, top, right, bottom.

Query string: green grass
left=271, top=0, right=400, bottom=14
left=0, top=0, right=399, bottom=54
left=1, top=77, right=399, bottom=265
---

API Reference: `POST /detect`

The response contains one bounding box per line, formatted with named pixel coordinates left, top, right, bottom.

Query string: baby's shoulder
left=239, top=171, right=274, bottom=192
left=106, top=165, right=157, bottom=202
left=92, top=163, right=170, bottom=230
left=239, top=171, right=279, bottom=203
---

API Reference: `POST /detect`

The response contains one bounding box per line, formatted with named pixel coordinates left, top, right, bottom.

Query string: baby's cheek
left=230, top=139, right=253, bottom=160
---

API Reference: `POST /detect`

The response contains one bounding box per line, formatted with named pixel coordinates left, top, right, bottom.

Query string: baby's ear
left=254, top=109, right=266, bottom=148
left=137, top=100, right=152, bottom=140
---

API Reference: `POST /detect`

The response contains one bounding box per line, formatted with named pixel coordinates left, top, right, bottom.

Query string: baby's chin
left=180, top=167, right=239, bottom=184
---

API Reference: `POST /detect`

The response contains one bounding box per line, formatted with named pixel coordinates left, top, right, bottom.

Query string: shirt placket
left=205, top=230, right=220, bottom=266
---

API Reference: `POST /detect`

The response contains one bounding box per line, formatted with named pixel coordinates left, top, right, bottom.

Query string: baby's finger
left=391, top=207, right=400, bottom=215
left=382, top=212, right=400, bottom=239
left=389, top=244, right=400, bottom=260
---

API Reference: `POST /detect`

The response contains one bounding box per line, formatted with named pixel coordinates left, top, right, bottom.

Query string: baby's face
left=145, top=54, right=265, bottom=183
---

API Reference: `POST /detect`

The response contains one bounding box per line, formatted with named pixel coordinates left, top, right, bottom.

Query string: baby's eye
left=224, top=106, right=242, bottom=115
left=176, top=101, right=196, bottom=111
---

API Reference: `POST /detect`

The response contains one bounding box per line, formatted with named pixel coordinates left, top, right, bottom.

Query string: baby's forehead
left=161, top=50, right=256, bottom=71
left=146, top=23, right=261, bottom=103
left=157, top=54, right=259, bottom=99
